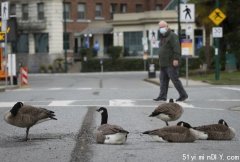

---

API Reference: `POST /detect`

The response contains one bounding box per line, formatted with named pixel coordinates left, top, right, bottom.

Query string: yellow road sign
left=0, top=32, right=6, bottom=42
left=209, top=8, right=226, bottom=26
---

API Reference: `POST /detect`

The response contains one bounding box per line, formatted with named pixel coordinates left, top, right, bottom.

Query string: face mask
left=159, top=27, right=167, bottom=34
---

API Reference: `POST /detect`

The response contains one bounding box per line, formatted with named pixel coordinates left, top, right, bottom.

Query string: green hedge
left=81, top=58, right=159, bottom=72
left=81, top=57, right=201, bottom=73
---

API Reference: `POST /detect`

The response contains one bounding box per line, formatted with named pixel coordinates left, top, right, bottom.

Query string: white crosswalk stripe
left=0, top=99, right=225, bottom=111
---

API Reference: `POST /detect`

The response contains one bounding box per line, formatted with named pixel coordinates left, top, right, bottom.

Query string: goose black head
left=177, top=121, right=192, bottom=128
left=10, top=102, right=24, bottom=116
left=218, top=119, right=229, bottom=127
left=96, top=107, right=108, bottom=125
left=169, top=98, right=174, bottom=103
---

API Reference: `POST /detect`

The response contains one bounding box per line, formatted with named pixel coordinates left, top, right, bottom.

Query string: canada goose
left=193, top=119, right=236, bottom=140
left=149, top=99, right=183, bottom=126
left=142, top=122, right=196, bottom=142
left=177, top=121, right=208, bottom=140
left=96, top=107, right=129, bottom=144
left=4, top=102, right=57, bottom=141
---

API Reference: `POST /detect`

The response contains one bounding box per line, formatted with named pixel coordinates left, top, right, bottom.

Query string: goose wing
left=143, top=126, right=188, bottom=135
left=195, top=124, right=229, bottom=132
left=143, top=126, right=195, bottom=142
left=151, top=103, right=183, bottom=116
left=97, top=124, right=129, bottom=135
left=195, top=124, right=234, bottom=140
left=19, top=105, right=57, bottom=121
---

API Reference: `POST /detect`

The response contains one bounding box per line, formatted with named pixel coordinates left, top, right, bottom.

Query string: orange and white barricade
left=20, top=67, right=28, bottom=86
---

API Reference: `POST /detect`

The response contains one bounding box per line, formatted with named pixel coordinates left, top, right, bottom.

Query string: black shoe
left=176, top=95, right=188, bottom=102
left=153, top=97, right=167, bottom=101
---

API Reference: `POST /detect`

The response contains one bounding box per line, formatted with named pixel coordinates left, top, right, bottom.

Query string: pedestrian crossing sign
left=209, top=8, right=226, bottom=26
left=0, top=32, right=5, bottom=42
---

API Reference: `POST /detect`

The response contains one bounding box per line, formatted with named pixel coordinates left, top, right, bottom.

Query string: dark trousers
left=158, top=66, right=187, bottom=99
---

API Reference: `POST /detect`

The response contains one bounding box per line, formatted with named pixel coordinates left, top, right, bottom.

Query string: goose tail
left=142, top=130, right=151, bottom=134
left=47, top=110, right=57, bottom=120
left=49, top=113, right=57, bottom=120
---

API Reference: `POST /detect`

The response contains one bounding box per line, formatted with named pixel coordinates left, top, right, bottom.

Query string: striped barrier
left=20, top=67, right=28, bottom=86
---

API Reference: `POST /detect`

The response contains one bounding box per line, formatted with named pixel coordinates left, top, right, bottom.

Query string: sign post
left=180, top=3, right=195, bottom=86
left=208, top=1, right=226, bottom=80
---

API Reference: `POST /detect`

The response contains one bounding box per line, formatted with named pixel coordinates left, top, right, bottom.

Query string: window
left=110, top=3, right=117, bottom=19
left=120, top=4, right=127, bottom=13
left=16, top=34, right=29, bottom=53
left=22, top=4, right=28, bottom=20
left=34, top=33, right=49, bottom=53
left=124, top=31, right=143, bottom=56
left=37, top=3, right=44, bottom=20
left=78, top=3, right=85, bottom=19
left=95, top=3, right=102, bottom=17
left=10, top=4, right=16, bottom=15
left=194, top=29, right=203, bottom=55
left=156, top=4, right=162, bottom=10
left=63, top=3, right=71, bottom=20
left=63, top=33, right=70, bottom=50
left=136, top=4, right=143, bottom=13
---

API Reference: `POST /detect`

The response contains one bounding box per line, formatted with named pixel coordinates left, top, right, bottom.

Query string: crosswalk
left=0, top=99, right=226, bottom=111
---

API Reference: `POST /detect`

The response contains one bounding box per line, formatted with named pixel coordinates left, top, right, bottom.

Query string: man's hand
left=173, top=60, right=179, bottom=67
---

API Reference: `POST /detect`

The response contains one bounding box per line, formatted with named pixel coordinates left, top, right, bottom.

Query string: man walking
left=153, top=20, right=188, bottom=102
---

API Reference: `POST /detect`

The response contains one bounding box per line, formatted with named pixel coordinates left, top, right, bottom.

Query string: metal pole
left=4, top=31, right=8, bottom=86
left=177, top=0, right=182, bottom=46
left=215, top=0, right=220, bottom=80
left=185, top=56, right=188, bottom=86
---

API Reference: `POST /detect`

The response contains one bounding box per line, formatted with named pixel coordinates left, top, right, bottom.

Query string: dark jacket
left=158, top=29, right=181, bottom=67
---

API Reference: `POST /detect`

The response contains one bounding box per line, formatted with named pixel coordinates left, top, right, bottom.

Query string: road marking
left=48, top=88, right=63, bottom=90
left=0, top=99, right=225, bottom=111
left=0, top=102, right=16, bottom=107
left=7, top=87, right=120, bottom=91
left=208, top=99, right=240, bottom=102
left=218, top=87, right=240, bottom=91
left=48, top=100, right=75, bottom=106
left=76, top=88, right=93, bottom=90
left=109, top=99, right=135, bottom=106
left=176, top=102, right=194, bottom=108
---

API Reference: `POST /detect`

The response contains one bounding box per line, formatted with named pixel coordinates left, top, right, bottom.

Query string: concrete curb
left=0, top=87, right=5, bottom=92
left=0, top=85, right=19, bottom=92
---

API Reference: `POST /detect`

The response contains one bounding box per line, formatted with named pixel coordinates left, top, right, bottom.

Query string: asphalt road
left=0, top=72, right=239, bottom=162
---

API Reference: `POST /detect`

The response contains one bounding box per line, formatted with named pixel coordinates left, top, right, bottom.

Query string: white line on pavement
left=0, top=100, right=225, bottom=111
left=217, top=87, right=240, bottom=91
left=208, top=99, right=240, bottom=102
left=48, top=100, right=75, bottom=106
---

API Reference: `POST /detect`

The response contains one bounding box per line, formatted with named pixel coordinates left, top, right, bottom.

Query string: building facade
left=2, top=0, right=204, bottom=72
left=4, top=0, right=63, bottom=72
left=64, top=0, right=171, bottom=58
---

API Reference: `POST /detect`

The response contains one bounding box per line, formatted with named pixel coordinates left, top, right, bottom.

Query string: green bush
left=107, top=46, right=122, bottom=60
left=81, top=57, right=203, bottom=74
left=81, top=58, right=160, bottom=72
left=53, top=57, right=64, bottom=73
left=39, top=64, right=47, bottom=73
left=80, top=48, right=93, bottom=60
